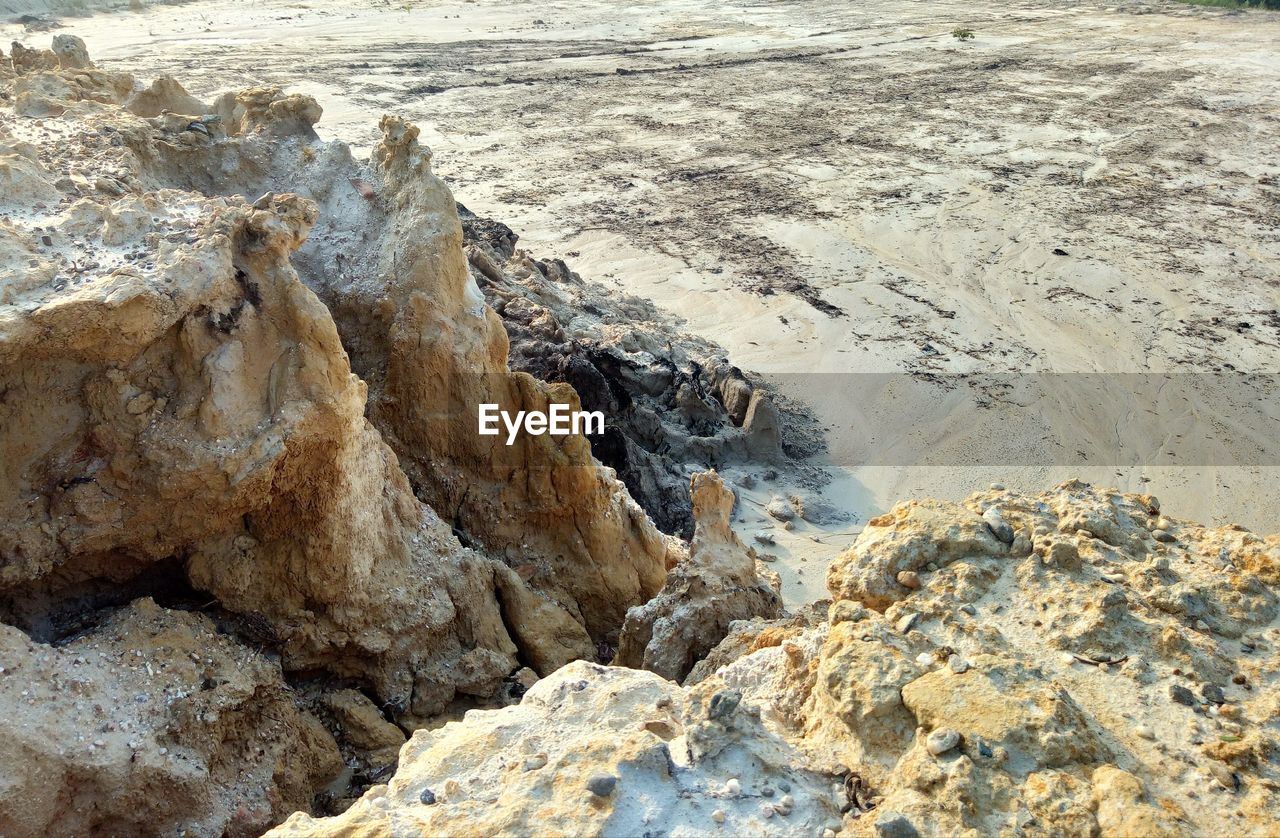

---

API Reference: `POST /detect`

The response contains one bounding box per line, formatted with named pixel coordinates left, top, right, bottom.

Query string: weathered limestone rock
left=744, top=481, right=1279, bottom=835
left=51, top=34, right=92, bottom=70
left=258, top=478, right=1278, bottom=837
left=614, top=470, right=782, bottom=681
left=827, top=498, right=1006, bottom=610
left=0, top=599, right=343, bottom=837
left=0, top=44, right=669, bottom=720
left=125, top=90, right=688, bottom=643
left=268, top=662, right=844, bottom=838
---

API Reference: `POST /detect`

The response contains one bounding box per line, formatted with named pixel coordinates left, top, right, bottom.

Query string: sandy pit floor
left=13, top=0, right=1279, bottom=604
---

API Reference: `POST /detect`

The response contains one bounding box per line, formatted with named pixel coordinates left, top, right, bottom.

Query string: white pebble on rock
left=926, top=728, right=961, bottom=756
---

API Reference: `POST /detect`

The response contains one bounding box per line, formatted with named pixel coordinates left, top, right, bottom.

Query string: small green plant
left=952, top=27, right=975, bottom=42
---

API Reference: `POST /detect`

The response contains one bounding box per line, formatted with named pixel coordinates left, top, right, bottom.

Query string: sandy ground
left=10, top=0, right=1279, bottom=605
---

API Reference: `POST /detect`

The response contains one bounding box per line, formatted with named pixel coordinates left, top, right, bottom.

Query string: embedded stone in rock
left=1208, top=762, right=1237, bottom=792
left=1169, top=684, right=1197, bottom=706
left=926, top=728, right=961, bottom=755
left=1200, top=683, right=1225, bottom=704
left=586, top=774, right=618, bottom=797
left=708, top=689, right=743, bottom=721
left=875, top=812, right=921, bottom=838
left=983, top=506, right=1015, bottom=544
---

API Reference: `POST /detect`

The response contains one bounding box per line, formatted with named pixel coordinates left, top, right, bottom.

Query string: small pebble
left=1135, top=725, right=1155, bottom=741
left=419, top=788, right=436, bottom=805
left=711, top=809, right=726, bottom=824
left=724, top=778, right=741, bottom=796
left=915, top=652, right=936, bottom=667
left=1201, top=683, right=1226, bottom=705
left=949, top=656, right=970, bottom=674
left=982, top=506, right=1015, bottom=544
left=896, top=612, right=920, bottom=634
left=1169, top=684, right=1197, bottom=707
left=1152, top=528, right=1176, bottom=543
left=1208, top=761, right=1237, bottom=792
left=896, top=570, right=921, bottom=590
left=586, top=774, right=618, bottom=797
left=522, top=753, right=548, bottom=771
left=708, top=690, right=742, bottom=721
left=777, top=780, right=791, bottom=793
left=959, top=604, right=977, bottom=616
left=875, top=811, right=920, bottom=838
left=760, top=804, right=775, bottom=819
left=990, top=482, right=1005, bottom=491
left=926, top=728, right=961, bottom=756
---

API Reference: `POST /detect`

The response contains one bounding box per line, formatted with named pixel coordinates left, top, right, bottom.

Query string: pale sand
left=17, top=0, right=1279, bottom=606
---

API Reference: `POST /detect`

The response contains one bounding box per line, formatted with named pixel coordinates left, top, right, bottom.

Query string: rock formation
left=0, top=599, right=343, bottom=836
left=293, top=481, right=1280, bottom=836
left=459, top=204, right=822, bottom=539
left=2, top=37, right=1277, bottom=838
left=268, top=661, right=845, bottom=838
left=0, top=38, right=688, bottom=832
left=614, top=470, right=783, bottom=681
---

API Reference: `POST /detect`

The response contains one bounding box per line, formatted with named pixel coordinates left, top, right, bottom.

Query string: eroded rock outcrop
left=0, top=599, right=343, bottom=837
left=298, top=481, right=1280, bottom=837
left=757, top=480, right=1278, bottom=835
left=268, top=661, right=845, bottom=838
left=0, top=39, right=687, bottom=832
left=4, top=37, right=1278, bottom=838
left=460, top=205, right=823, bottom=539
left=614, top=470, right=783, bottom=681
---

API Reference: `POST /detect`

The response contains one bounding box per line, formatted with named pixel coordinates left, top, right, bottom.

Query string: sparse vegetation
left=952, top=27, right=976, bottom=41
